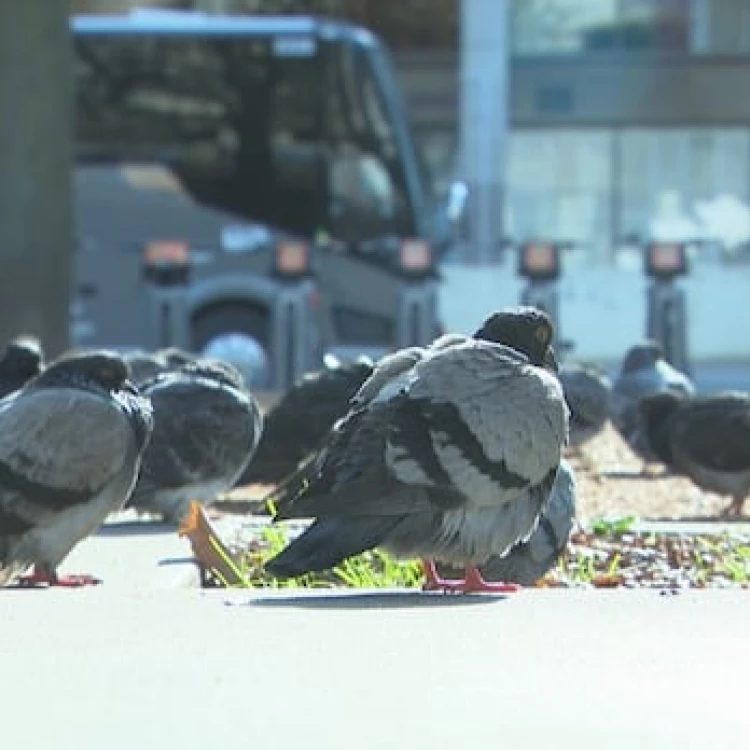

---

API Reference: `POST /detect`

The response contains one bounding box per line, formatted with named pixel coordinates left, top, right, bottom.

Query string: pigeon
left=0, top=351, right=153, bottom=587
left=478, top=459, right=577, bottom=586
left=611, top=340, right=695, bottom=461
left=237, top=354, right=375, bottom=486
left=638, top=390, right=750, bottom=517
left=124, top=347, right=196, bottom=386
left=0, top=335, right=44, bottom=398
left=264, top=306, right=569, bottom=594
left=127, top=358, right=263, bottom=524
left=559, top=363, right=612, bottom=448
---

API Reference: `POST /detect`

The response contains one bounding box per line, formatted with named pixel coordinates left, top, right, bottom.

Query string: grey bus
left=71, top=9, right=462, bottom=389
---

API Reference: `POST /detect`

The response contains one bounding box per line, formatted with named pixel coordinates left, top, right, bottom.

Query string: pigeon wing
left=388, top=340, right=569, bottom=509
left=275, top=340, right=567, bottom=521
left=0, top=387, right=133, bottom=533
left=350, top=346, right=426, bottom=407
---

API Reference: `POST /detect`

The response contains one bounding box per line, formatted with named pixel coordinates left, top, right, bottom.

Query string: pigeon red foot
left=16, top=565, right=102, bottom=588
left=422, top=560, right=521, bottom=594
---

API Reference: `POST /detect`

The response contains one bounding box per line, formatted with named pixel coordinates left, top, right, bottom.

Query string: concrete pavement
left=1, top=516, right=748, bottom=750
left=57, top=515, right=201, bottom=590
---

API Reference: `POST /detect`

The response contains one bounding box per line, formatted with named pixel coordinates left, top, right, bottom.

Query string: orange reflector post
left=144, top=240, right=190, bottom=267
left=276, top=241, right=309, bottom=274
left=523, top=242, right=556, bottom=273
left=400, top=239, right=431, bottom=271
left=649, top=243, right=682, bottom=272
left=645, top=242, right=688, bottom=278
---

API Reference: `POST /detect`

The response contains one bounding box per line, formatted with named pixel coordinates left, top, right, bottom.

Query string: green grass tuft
left=213, top=513, right=750, bottom=591
left=231, top=524, right=423, bottom=589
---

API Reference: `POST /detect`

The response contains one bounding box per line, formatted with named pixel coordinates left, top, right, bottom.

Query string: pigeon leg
left=641, top=462, right=669, bottom=478
left=16, top=565, right=101, bottom=588
left=51, top=574, right=102, bottom=587
left=721, top=496, right=746, bottom=517
left=422, top=559, right=464, bottom=593
left=422, top=560, right=521, bottom=594
left=461, top=566, right=522, bottom=594
left=15, top=565, right=53, bottom=588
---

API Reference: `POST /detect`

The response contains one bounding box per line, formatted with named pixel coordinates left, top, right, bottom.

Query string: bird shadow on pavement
left=156, top=557, right=199, bottom=568
left=96, top=520, right=179, bottom=537
left=648, top=514, right=749, bottom=524
left=598, top=470, right=671, bottom=480
left=225, top=589, right=512, bottom=611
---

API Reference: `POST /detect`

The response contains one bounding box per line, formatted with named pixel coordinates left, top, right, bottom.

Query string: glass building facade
left=401, top=0, right=750, bottom=264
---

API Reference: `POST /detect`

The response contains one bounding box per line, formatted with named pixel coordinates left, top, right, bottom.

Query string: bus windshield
left=73, top=17, right=428, bottom=242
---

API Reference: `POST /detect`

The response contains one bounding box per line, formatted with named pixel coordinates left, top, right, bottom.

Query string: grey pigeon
left=127, top=359, right=263, bottom=523
left=264, top=307, right=569, bottom=594
left=124, top=347, right=196, bottom=386
left=237, top=354, right=374, bottom=486
left=0, top=335, right=44, bottom=398
left=611, top=340, right=695, bottom=460
left=0, top=351, right=153, bottom=587
left=478, top=459, right=577, bottom=586
left=639, top=390, right=750, bottom=516
left=559, top=363, right=612, bottom=447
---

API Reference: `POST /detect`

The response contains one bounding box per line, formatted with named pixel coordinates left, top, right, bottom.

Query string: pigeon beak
left=544, top=347, right=559, bottom=374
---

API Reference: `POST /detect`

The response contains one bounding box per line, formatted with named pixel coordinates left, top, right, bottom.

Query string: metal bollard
left=271, top=280, right=317, bottom=391
left=518, top=241, right=562, bottom=348
left=393, top=238, right=441, bottom=348
left=644, top=241, right=691, bottom=375
left=269, top=238, right=319, bottom=390
left=142, top=240, right=192, bottom=349
left=396, top=279, right=440, bottom=349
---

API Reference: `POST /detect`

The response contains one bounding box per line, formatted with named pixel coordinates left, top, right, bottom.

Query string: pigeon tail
left=265, top=515, right=402, bottom=578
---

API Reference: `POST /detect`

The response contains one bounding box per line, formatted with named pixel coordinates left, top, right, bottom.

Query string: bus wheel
left=191, top=303, right=271, bottom=388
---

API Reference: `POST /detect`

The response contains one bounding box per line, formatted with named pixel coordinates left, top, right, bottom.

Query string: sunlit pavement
left=1, top=521, right=748, bottom=750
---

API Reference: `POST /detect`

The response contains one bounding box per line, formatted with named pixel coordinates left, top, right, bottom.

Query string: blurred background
left=2, top=0, right=749, bottom=388
left=69, top=0, right=750, bottom=266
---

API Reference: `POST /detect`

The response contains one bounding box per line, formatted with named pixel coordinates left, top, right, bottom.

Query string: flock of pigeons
left=561, top=340, right=750, bottom=519
left=0, top=305, right=748, bottom=592
left=0, top=340, right=262, bottom=587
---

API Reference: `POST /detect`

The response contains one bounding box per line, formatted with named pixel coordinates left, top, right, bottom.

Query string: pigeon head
left=0, top=336, right=44, bottom=391
left=350, top=357, right=376, bottom=380
left=35, top=351, right=135, bottom=395
left=158, top=347, right=195, bottom=369
left=620, top=340, right=665, bottom=374
left=637, top=390, right=686, bottom=463
left=124, top=351, right=166, bottom=386
left=179, top=358, right=247, bottom=390
left=473, top=307, right=558, bottom=372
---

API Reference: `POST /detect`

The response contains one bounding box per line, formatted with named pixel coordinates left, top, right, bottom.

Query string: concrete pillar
left=459, top=0, right=509, bottom=265
left=689, top=0, right=710, bottom=53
